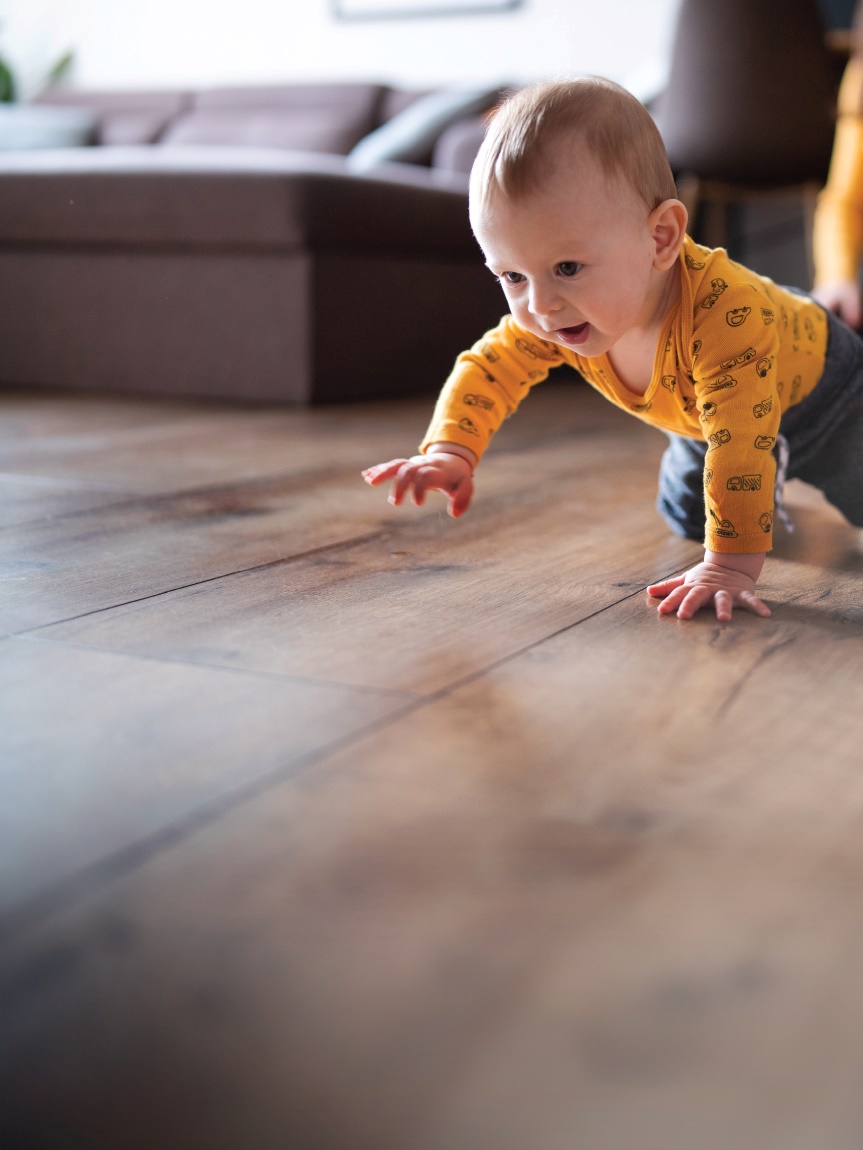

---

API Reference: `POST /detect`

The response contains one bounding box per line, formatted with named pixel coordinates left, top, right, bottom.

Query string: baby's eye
left=556, top=261, right=582, bottom=277
left=499, top=271, right=525, bottom=284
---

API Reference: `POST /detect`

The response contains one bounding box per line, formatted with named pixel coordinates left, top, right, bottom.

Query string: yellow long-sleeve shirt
left=421, top=236, right=828, bottom=554
left=813, top=55, right=863, bottom=285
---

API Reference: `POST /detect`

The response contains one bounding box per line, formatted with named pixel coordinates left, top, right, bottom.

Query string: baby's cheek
left=519, top=314, right=553, bottom=342
left=510, top=301, right=536, bottom=329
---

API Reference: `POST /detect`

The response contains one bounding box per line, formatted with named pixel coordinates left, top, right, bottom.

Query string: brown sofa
left=0, top=82, right=501, bottom=403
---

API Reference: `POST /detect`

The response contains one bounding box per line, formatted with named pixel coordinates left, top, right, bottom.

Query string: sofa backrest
left=31, top=82, right=498, bottom=166
left=33, top=89, right=193, bottom=145
left=158, top=83, right=388, bottom=154
left=377, top=87, right=435, bottom=124
left=431, top=116, right=490, bottom=175
left=347, top=85, right=503, bottom=171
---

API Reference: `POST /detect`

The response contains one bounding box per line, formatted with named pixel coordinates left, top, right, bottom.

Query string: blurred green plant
left=0, top=49, right=74, bottom=103
left=0, top=55, right=14, bottom=102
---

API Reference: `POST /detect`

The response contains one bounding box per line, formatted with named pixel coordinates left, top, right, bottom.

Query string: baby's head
left=469, top=76, right=677, bottom=223
left=468, top=77, right=686, bottom=359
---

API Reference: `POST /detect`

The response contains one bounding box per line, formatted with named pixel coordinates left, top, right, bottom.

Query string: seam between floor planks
left=2, top=457, right=681, bottom=640
left=0, top=575, right=691, bottom=946
left=2, top=529, right=387, bottom=640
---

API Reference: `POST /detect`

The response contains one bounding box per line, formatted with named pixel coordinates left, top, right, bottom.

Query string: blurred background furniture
left=0, top=81, right=508, bottom=403
left=655, top=0, right=841, bottom=284
left=0, top=104, right=97, bottom=150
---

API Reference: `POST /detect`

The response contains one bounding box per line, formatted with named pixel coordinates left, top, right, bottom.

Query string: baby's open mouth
left=556, top=322, right=589, bottom=344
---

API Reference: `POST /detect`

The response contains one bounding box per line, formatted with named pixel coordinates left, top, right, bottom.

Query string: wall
left=1, top=0, right=680, bottom=98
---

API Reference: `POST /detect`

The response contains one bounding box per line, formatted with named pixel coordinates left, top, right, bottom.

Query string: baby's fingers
left=674, top=585, right=719, bottom=619
left=646, top=574, right=686, bottom=599
left=653, top=584, right=691, bottom=615
left=713, top=589, right=734, bottom=622
left=362, top=459, right=409, bottom=486
left=655, top=583, right=716, bottom=618
left=389, top=461, right=421, bottom=506
left=735, top=590, right=771, bottom=618
left=447, top=476, right=474, bottom=518
left=412, top=465, right=446, bottom=506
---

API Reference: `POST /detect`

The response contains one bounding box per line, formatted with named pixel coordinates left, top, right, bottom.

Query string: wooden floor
left=2, top=378, right=863, bottom=1150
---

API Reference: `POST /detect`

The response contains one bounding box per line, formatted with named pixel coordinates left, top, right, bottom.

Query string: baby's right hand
left=361, top=451, right=474, bottom=518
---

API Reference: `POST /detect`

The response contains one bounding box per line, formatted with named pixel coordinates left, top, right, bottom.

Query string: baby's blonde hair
left=470, top=76, right=677, bottom=215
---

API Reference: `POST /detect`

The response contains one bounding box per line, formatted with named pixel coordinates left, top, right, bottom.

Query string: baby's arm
left=362, top=442, right=477, bottom=518
left=363, top=317, right=561, bottom=519
left=647, top=550, right=770, bottom=621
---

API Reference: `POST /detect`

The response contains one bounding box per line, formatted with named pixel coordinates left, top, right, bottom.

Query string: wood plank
left=0, top=474, right=136, bottom=529
left=0, top=386, right=431, bottom=492
left=0, top=377, right=591, bottom=494
left=0, top=470, right=383, bottom=633
left=0, top=635, right=412, bottom=923
left=37, top=430, right=699, bottom=694
left=2, top=536, right=863, bottom=1150
left=3, top=386, right=863, bottom=1150
left=0, top=404, right=414, bottom=493
left=0, top=385, right=225, bottom=443
left=0, top=397, right=674, bottom=636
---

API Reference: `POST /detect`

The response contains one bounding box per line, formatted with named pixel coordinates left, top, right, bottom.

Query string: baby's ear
left=650, top=199, right=688, bottom=270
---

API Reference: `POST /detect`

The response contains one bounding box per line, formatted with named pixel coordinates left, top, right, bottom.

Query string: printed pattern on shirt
left=420, top=236, right=828, bottom=554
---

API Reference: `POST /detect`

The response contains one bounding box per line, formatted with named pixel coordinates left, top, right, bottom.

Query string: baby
left=363, top=76, right=863, bottom=621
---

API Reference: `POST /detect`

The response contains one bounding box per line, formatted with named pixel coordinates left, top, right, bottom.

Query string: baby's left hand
left=647, top=556, right=771, bottom=621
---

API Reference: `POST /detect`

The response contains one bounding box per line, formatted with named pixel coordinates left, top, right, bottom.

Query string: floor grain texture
left=1, top=380, right=861, bottom=1150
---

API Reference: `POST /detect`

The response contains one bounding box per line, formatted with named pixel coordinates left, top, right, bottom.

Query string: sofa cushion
left=346, top=85, right=504, bottom=170
left=431, top=116, right=490, bottom=175
left=378, top=87, right=435, bottom=123
left=0, top=106, right=97, bottom=150
left=33, top=89, right=193, bottom=145
left=159, top=83, right=387, bottom=154
left=158, top=109, right=368, bottom=153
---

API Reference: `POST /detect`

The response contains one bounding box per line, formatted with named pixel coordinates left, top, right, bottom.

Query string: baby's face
left=471, top=153, right=667, bottom=359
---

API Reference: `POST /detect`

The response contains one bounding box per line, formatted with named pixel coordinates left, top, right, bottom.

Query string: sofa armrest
left=0, top=147, right=479, bottom=255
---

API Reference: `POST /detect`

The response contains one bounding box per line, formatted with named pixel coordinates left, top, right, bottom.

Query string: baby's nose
left=529, top=282, right=564, bottom=317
